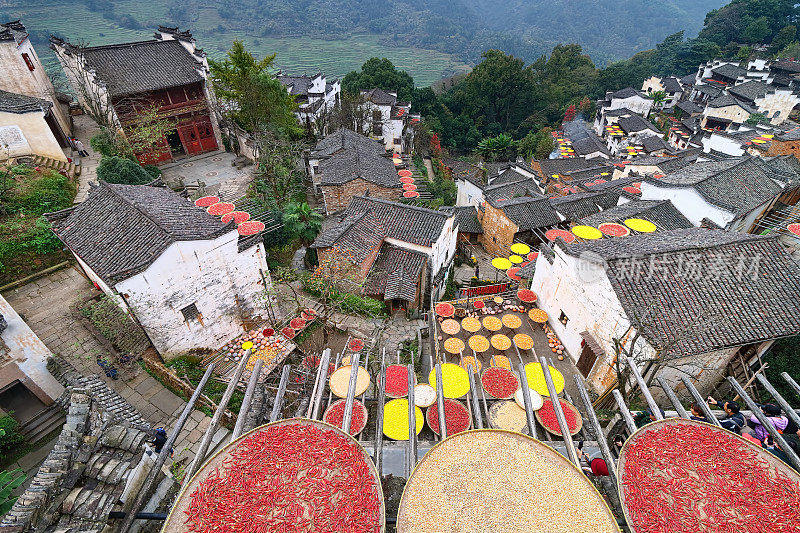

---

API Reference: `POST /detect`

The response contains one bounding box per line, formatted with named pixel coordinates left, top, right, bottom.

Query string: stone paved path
left=3, top=266, right=223, bottom=465
left=160, top=151, right=254, bottom=199
left=70, top=115, right=101, bottom=204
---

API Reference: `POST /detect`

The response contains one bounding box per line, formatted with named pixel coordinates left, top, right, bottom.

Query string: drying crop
left=481, top=367, right=519, bottom=399
left=621, top=420, right=800, bottom=533
left=426, top=399, right=471, bottom=435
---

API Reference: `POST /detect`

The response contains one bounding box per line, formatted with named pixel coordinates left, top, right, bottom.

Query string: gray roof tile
left=46, top=182, right=231, bottom=282
left=80, top=39, right=204, bottom=97
left=0, top=89, right=50, bottom=114
left=364, top=243, right=427, bottom=301
left=578, top=199, right=693, bottom=230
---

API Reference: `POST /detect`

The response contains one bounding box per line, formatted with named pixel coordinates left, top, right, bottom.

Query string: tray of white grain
left=488, top=400, right=529, bottom=433
left=397, top=430, right=620, bottom=533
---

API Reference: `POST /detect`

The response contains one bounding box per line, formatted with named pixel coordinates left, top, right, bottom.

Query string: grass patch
left=166, top=355, right=246, bottom=414
left=0, top=164, right=76, bottom=285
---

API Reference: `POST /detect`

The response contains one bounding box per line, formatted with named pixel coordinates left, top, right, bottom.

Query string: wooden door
left=179, top=123, right=202, bottom=156
left=577, top=343, right=598, bottom=378
left=197, top=120, right=218, bottom=152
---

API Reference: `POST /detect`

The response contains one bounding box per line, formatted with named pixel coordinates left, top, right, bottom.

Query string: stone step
left=21, top=404, right=66, bottom=444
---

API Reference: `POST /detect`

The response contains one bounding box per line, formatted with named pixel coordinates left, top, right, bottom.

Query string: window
left=21, top=53, right=34, bottom=72
left=181, top=303, right=201, bottom=322
left=394, top=138, right=401, bottom=145
left=559, top=311, right=569, bottom=326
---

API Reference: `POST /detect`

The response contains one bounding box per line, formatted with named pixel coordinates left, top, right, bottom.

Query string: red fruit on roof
left=349, top=339, right=365, bottom=352
left=598, top=222, right=630, bottom=237
left=544, top=229, right=576, bottom=243
left=195, top=196, right=220, bottom=207
left=237, top=220, right=266, bottom=235
left=403, top=191, right=419, bottom=198
left=281, top=327, right=295, bottom=339
left=207, top=202, right=235, bottom=216
left=290, top=317, right=306, bottom=330
left=221, top=211, right=250, bottom=224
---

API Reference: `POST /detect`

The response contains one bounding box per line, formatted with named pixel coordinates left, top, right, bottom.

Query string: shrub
left=12, top=172, right=75, bottom=215
left=142, top=165, right=162, bottom=180
left=0, top=416, right=24, bottom=458
left=96, top=156, right=153, bottom=185
left=90, top=130, right=122, bottom=158
left=27, top=217, right=63, bottom=255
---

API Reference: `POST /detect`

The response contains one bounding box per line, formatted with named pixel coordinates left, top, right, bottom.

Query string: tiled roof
left=549, top=191, right=616, bottom=221
left=537, top=158, right=604, bottom=177
left=695, top=84, right=724, bottom=97
left=277, top=73, right=319, bottom=96
left=652, top=157, right=782, bottom=215
left=318, top=144, right=399, bottom=188
left=604, top=107, right=636, bottom=117
left=489, top=168, right=530, bottom=185
left=772, top=60, right=800, bottom=73
left=676, top=100, right=703, bottom=115
left=707, top=94, right=752, bottom=111
left=364, top=242, right=427, bottom=301
left=728, top=80, right=773, bottom=102
left=763, top=155, right=800, bottom=184
left=310, top=128, right=384, bottom=158
left=314, top=195, right=450, bottom=248
left=564, top=228, right=800, bottom=356
left=443, top=158, right=484, bottom=185
left=79, top=39, right=204, bottom=97
left=312, top=210, right=384, bottom=264
left=578, top=199, right=693, bottom=230
left=661, top=77, right=683, bottom=94
left=641, top=135, right=670, bottom=153
left=362, top=87, right=397, bottom=106
left=618, top=115, right=660, bottom=135
left=776, top=127, right=800, bottom=141
left=572, top=133, right=611, bottom=156
left=0, top=89, right=51, bottom=114
left=679, top=73, right=696, bottom=86
left=45, top=182, right=232, bottom=283
left=441, top=206, right=483, bottom=234
left=611, top=87, right=649, bottom=100
left=483, top=179, right=541, bottom=202
left=712, top=63, right=747, bottom=80
left=492, top=197, right=560, bottom=231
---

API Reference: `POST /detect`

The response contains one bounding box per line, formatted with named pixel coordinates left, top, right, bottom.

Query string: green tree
left=341, top=58, right=415, bottom=102
left=210, top=41, right=300, bottom=137
left=743, top=16, right=772, bottom=44
left=283, top=202, right=323, bottom=246
left=771, top=25, right=797, bottom=54
left=96, top=156, right=154, bottom=185
left=651, top=91, right=667, bottom=109
left=518, top=128, right=554, bottom=160
left=253, top=133, right=305, bottom=207
left=779, top=40, right=800, bottom=59
left=477, top=133, right=516, bottom=161
left=746, top=112, right=771, bottom=126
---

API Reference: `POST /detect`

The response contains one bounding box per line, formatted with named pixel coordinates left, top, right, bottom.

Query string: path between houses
left=423, top=157, right=435, bottom=180
left=3, top=265, right=224, bottom=468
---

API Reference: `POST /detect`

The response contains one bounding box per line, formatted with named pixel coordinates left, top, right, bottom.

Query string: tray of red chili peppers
left=166, top=418, right=385, bottom=533
left=619, top=418, right=800, bottom=533
left=425, top=398, right=471, bottom=435
left=385, top=364, right=411, bottom=398
left=535, top=397, right=582, bottom=436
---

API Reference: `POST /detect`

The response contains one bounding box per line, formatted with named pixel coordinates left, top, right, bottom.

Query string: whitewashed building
left=46, top=182, right=273, bottom=358
left=277, top=72, right=340, bottom=132
left=361, top=88, right=415, bottom=153
left=0, top=20, right=71, bottom=140
left=0, top=295, right=64, bottom=409
left=639, top=156, right=790, bottom=232
left=0, top=90, right=67, bottom=161
left=530, top=228, right=800, bottom=393
left=641, top=76, right=684, bottom=109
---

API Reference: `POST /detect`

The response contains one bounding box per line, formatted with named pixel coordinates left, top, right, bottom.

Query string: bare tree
left=328, top=92, right=370, bottom=134
left=607, top=304, right=722, bottom=404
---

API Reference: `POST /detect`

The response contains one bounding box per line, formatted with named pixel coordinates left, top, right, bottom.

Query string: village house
left=51, top=26, right=222, bottom=165
left=757, top=127, right=800, bottom=159
left=531, top=228, right=800, bottom=393
left=576, top=199, right=694, bottom=231
left=0, top=295, right=64, bottom=436
left=305, top=128, right=402, bottom=214
left=697, top=61, right=748, bottom=86
left=594, top=88, right=653, bottom=136
left=277, top=71, right=340, bottom=132
left=361, top=87, right=415, bottom=153
left=601, top=113, right=663, bottom=156
left=311, top=195, right=457, bottom=312
left=0, top=90, right=68, bottom=162
left=440, top=205, right=483, bottom=244
left=727, top=80, right=799, bottom=125
left=0, top=20, right=71, bottom=143
left=639, top=156, right=792, bottom=232
left=479, top=196, right=561, bottom=256
left=700, top=94, right=754, bottom=131
left=641, top=76, right=683, bottom=110
left=45, top=181, right=273, bottom=357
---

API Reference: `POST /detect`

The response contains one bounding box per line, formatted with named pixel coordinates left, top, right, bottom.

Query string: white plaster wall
left=640, top=182, right=732, bottom=228
left=530, top=250, right=648, bottom=392
left=385, top=118, right=404, bottom=152
left=703, top=105, right=750, bottom=126
left=0, top=295, right=64, bottom=402
left=0, top=110, right=66, bottom=161
left=702, top=133, right=746, bottom=157
left=754, top=91, right=799, bottom=125
left=113, top=233, right=271, bottom=357
left=456, top=179, right=483, bottom=207
left=609, top=95, right=653, bottom=117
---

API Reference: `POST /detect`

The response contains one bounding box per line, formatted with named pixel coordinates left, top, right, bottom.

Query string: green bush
left=96, top=156, right=154, bottom=185
left=0, top=417, right=24, bottom=458
left=142, top=165, right=162, bottom=180
left=762, top=336, right=800, bottom=404
left=27, top=217, right=63, bottom=255
left=90, top=130, right=121, bottom=158
left=12, top=172, right=75, bottom=215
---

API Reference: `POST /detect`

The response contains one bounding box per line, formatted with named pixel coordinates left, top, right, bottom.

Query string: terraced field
left=5, top=0, right=471, bottom=86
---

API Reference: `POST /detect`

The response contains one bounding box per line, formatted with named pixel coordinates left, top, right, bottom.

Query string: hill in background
left=1, top=0, right=727, bottom=86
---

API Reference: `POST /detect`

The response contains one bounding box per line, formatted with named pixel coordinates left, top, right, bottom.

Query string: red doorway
left=178, top=118, right=217, bottom=156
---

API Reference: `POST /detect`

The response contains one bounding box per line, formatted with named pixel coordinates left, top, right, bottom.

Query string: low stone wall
left=140, top=349, right=236, bottom=429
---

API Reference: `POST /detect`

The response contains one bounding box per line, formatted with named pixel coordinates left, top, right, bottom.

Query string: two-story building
left=52, top=26, right=221, bottom=165
left=0, top=20, right=71, bottom=143
left=311, top=195, right=457, bottom=312
left=46, top=181, right=273, bottom=358
left=277, top=72, right=340, bottom=132
left=641, top=76, right=684, bottom=110
left=361, top=88, right=414, bottom=153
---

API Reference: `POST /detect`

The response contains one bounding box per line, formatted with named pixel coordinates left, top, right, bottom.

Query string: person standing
left=75, top=139, right=89, bottom=157
left=707, top=396, right=745, bottom=434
